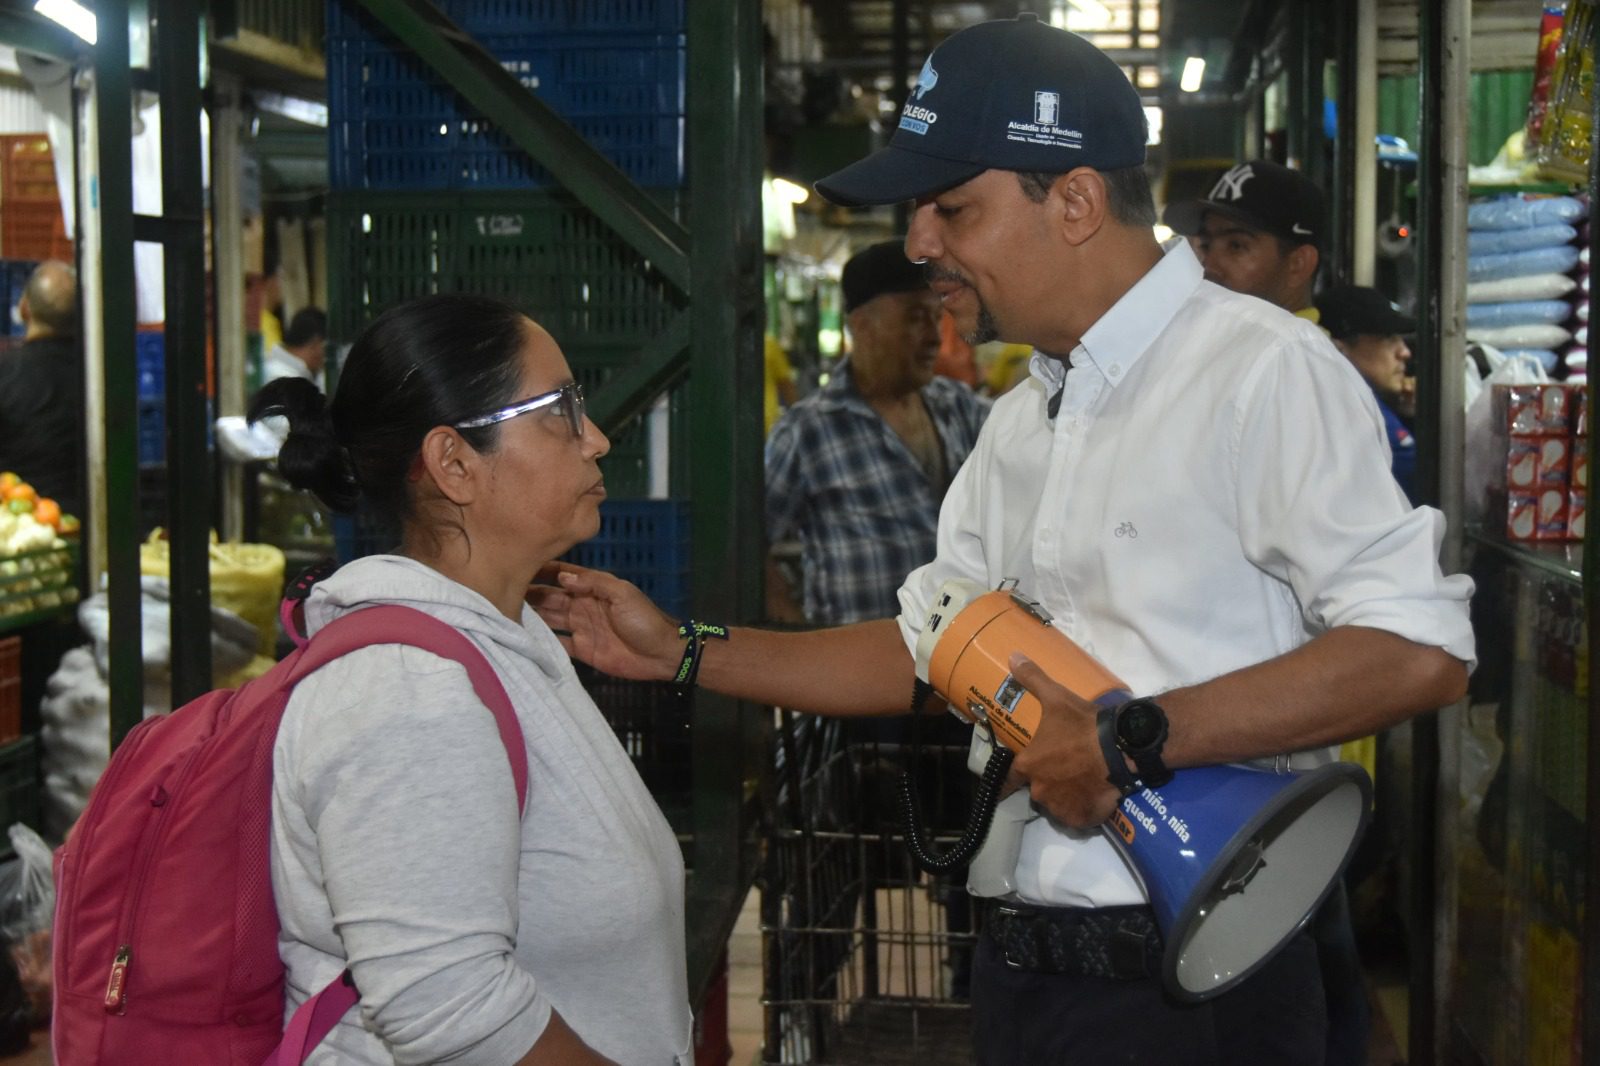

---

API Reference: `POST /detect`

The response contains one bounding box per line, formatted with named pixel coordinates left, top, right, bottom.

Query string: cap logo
left=1034, top=91, right=1060, bottom=126
left=1291, top=222, right=1313, bottom=236
left=914, top=57, right=938, bottom=100
left=1210, top=163, right=1255, bottom=201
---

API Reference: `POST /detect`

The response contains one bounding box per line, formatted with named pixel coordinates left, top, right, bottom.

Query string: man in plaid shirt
left=766, top=240, right=989, bottom=626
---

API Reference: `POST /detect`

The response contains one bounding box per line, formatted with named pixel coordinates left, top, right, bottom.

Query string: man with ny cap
left=766, top=240, right=989, bottom=628
left=535, top=16, right=1473, bottom=1063
left=1164, top=159, right=1327, bottom=318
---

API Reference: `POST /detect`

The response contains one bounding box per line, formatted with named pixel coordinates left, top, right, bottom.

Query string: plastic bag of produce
left=139, top=532, right=285, bottom=656
left=1466, top=222, right=1578, bottom=254
left=0, top=824, right=54, bottom=1043
left=1465, top=300, right=1574, bottom=328
left=1467, top=245, right=1581, bottom=283
left=1466, top=195, right=1587, bottom=230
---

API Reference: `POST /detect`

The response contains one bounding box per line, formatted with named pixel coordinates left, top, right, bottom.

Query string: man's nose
left=905, top=204, right=942, bottom=264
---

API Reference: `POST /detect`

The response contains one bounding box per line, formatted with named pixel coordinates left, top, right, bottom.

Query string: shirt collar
left=1028, top=238, right=1204, bottom=393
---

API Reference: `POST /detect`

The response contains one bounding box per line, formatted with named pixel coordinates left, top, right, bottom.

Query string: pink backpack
left=51, top=583, right=528, bottom=1065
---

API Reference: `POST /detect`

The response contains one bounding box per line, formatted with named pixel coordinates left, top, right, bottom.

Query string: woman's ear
left=417, top=426, right=479, bottom=506
left=1053, top=167, right=1109, bottom=246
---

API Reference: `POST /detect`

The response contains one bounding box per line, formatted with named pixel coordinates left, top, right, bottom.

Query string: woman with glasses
left=249, top=293, right=692, bottom=1065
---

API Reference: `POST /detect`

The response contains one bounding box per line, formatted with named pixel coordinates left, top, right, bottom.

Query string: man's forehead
left=1197, top=211, right=1266, bottom=239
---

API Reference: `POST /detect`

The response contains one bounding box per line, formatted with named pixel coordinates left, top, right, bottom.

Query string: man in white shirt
left=537, top=15, right=1473, bottom=1064
left=260, top=307, right=328, bottom=390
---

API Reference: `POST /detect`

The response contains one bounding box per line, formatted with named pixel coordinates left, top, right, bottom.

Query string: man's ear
left=1287, top=243, right=1320, bottom=290
left=1053, top=168, right=1110, bottom=246
left=417, top=426, right=479, bottom=506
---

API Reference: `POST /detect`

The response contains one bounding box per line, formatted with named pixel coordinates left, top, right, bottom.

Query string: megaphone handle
left=967, top=789, right=1031, bottom=897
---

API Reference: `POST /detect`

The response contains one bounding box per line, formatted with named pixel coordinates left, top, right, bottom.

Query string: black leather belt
left=982, top=900, right=1162, bottom=980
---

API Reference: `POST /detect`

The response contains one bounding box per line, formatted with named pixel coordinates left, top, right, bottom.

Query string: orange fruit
left=2, top=482, right=35, bottom=504
left=0, top=472, right=16, bottom=492
left=32, top=499, right=60, bottom=528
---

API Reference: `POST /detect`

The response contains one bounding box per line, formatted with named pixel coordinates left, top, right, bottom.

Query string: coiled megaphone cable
left=899, top=678, right=1015, bottom=874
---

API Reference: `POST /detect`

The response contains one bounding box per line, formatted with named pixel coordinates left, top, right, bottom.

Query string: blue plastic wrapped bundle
left=1466, top=195, right=1588, bottom=230
left=1498, top=348, right=1561, bottom=373
left=1467, top=273, right=1577, bottom=302
left=1465, top=300, right=1576, bottom=327
left=1466, top=223, right=1579, bottom=254
left=1467, top=244, right=1581, bottom=282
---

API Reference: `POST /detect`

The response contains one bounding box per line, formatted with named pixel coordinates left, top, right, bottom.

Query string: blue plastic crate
left=0, top=260, right=34, bottom=337
left=326, top=0, right=683, bottom=40
left=136, top=331, right=163, bottom=399
left=326, top=27, right=685, bottom=190
left=137, top=398, right=164, bottom=465
left=332, top=511, right=400, bottom=563
left=564, top=499, right=689, bottom=618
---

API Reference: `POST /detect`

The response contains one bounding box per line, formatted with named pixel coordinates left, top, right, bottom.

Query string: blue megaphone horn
left=906, top=579, right=1372, bottom=1001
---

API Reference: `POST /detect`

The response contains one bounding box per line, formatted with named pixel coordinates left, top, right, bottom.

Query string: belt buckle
left=993, top=904, right=1035, bottom=971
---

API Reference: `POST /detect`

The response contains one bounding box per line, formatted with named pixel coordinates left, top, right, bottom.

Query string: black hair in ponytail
left=248, top=294, right=529, bottom=525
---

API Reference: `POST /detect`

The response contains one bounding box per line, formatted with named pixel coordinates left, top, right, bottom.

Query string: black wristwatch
left=1100, top=697, right=1177, bottom=787
left=1112, top=697, right=1173, bottom=789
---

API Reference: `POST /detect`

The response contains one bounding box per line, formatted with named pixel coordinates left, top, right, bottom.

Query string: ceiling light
left=772, top=177, right=809, bottom=205
left=34, top=0, right=95, bottom=44
left=254, top=91, right=328, bottom=128
left=1066, top=0, right=1113, bottom=30
left=1180, top=56, right=1206, bottom=94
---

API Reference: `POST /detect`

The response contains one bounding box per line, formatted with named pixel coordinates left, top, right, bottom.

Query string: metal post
left=1285, top=0, right=1308, bottom=169
left=684, top=0, right=765, bottom=1003
left=157, top=0, right=213, bottom=704
left=212, top=71, right=247, bottom=542
left=1413, top=0, right=1469, bottom=1060
left=1353, top=0, right=1378, bottom=285
left=1331, top=0, right=1356, bottom=282
left=890, top=0, right=910, bottom=234
left=95, top=0, right=144, bottom=747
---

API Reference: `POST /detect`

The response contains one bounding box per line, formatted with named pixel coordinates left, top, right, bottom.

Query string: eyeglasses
left=455, top=382, right=586, bottom=438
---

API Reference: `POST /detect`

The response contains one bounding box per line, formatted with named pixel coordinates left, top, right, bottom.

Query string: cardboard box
left=1508, top=492, right=1540, bottom=540
left=1537, top=487, right=1568, bottom=539
left=1508, top=437, right=1543, bottom=490
left=1539, top=437, right=1573, bottom=485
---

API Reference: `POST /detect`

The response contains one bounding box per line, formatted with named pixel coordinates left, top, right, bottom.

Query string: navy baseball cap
left=1316, top=285, right=1416, bottom=339
left=1163, top=159, right=1327, bottom=248
left=815, top=13, right=1148, bottom=208
left=841, top=240, right=927, bottom=313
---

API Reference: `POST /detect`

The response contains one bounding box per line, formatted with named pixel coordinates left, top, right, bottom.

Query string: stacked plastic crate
left=325, top=0, right=687, bottom=559
left=324, top=1, right=694, bottom=808
left=0, top=136, right=71, bottom=263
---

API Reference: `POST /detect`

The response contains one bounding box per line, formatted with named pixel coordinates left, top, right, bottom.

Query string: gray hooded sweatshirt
left=269, top=555, right=693, bottom=1064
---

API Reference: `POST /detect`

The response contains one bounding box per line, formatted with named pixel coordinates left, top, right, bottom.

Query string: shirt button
left=1109, top=363, right=1122, bottom=377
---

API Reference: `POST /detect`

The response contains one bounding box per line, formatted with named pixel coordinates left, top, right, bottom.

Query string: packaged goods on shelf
left=1486, top=384, right=1589, bottom=541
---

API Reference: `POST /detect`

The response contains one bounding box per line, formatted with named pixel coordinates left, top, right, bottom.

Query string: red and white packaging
left=1507, top=493, right=1540, bottom=540
left=1574, top=389, right=1589, bottom=437
left=1537, top=487, right=1568, bottom=539
left=1573, top=441, right=1589, bottom=491
left=1507, top=437, right=1543, bottom=490
left=1568, top=492, right=1587, bottom=540
left=1537, top=385, right=1576, bottom=433
left=1497, top=384, right=1546, bottom=435
left=1538, top=436, right=1572, bottom=484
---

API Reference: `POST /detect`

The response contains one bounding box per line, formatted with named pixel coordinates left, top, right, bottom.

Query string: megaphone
left=906, top=579, right=1372, bottom=1002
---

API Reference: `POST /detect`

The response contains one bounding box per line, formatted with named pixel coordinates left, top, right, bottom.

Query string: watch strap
left=1095, top=706, right=1141, bottom=797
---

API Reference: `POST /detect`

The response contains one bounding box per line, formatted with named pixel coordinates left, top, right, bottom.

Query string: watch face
left=1119, top=702, right=1164, bottom=750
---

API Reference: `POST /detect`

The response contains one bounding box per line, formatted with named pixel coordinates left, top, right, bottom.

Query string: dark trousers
left=971, top=927, right=1327, bottom=1065
left=1312, top=884, right=1370, bottom=1066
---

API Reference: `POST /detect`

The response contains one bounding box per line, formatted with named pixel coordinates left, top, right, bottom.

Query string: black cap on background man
left=1163, top=159, right=1326, bottom=313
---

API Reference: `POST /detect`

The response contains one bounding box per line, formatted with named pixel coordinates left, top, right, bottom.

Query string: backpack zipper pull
left=104, top=945, right=131, bottom=1013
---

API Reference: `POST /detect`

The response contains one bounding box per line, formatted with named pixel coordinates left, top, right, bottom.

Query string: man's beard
left=926, top=263, right=1000, bottom=345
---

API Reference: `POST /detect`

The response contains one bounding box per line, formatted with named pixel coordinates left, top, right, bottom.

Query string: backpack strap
left=286, top=604, right=529, bottom=810
left=263, top=604, right=530, bottom=1066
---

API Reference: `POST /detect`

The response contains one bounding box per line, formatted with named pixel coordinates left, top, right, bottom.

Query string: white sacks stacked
left=1465, top=195, right=1588, bottom=377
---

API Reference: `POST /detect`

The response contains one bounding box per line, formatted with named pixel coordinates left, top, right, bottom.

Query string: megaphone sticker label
left=1110, top=809, right=1137, bottom=844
